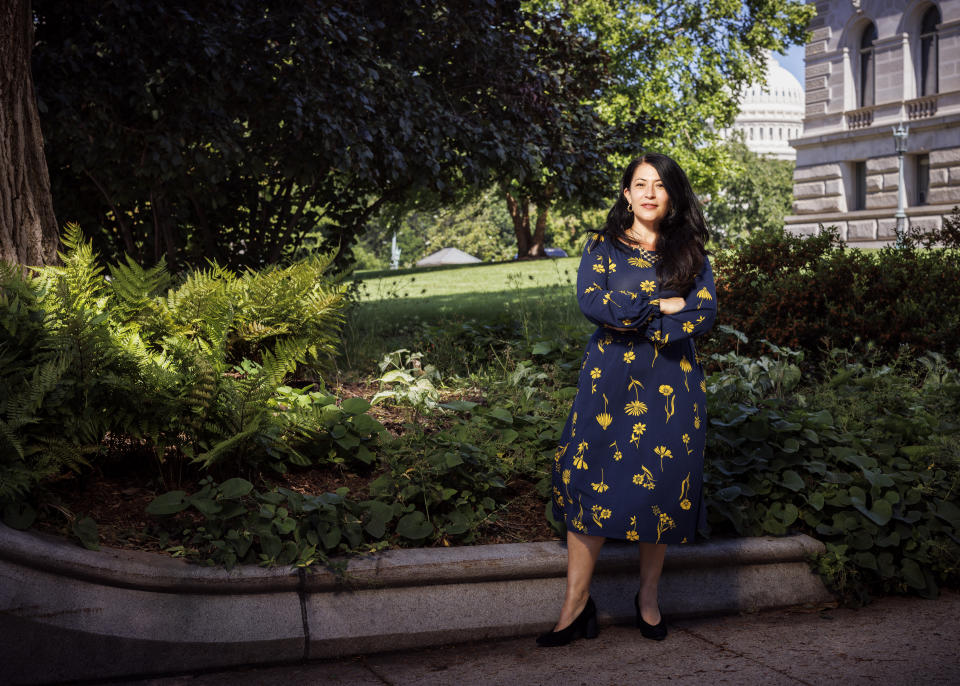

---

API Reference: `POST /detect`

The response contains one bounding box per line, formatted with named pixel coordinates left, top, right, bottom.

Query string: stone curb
left=0, top=524, right=836, bottom=685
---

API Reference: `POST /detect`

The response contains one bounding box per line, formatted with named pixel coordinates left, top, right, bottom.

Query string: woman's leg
left=553, top=530, right=606, bottom=631
left=637, top=541, right=667, bottom=624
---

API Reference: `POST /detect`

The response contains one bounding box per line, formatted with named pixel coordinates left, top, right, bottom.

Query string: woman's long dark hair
left=590, top=153, right=709, bottom=295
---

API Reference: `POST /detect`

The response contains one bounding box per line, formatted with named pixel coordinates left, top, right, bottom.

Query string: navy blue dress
left=552, top=233, right=717, bottom=544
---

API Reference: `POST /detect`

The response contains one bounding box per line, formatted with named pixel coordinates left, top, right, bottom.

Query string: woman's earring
left=627, top=202, right=633, bottom=212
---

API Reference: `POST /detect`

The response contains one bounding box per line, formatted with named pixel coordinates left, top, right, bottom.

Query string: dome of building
left=722, top=52, right=805, bottom=160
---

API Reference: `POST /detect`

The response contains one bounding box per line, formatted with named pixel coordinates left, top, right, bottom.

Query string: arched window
left=920, top=7, right=941, bottom=96
left=859, top=23, right=877, bottom=107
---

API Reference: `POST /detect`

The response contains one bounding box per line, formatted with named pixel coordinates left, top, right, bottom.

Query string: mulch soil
left=30, top=380, right=560, bottom=557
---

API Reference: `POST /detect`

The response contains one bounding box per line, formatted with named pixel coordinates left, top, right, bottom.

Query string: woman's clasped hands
left=604, top=296, right=685, bottom=332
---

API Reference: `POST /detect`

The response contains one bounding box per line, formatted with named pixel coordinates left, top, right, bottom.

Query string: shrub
left=703, top=341, right=960, bottom=603
left=0, top=225, right=374, bottom=513
left=710, top=212, right=960, bottom=365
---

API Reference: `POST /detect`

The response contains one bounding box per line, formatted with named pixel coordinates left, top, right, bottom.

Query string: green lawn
left=341, top=257, right=589, bottom=371
left=352, top=256, right=579, bottom=301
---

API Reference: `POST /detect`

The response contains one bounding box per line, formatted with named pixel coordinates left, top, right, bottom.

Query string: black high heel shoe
left=536, top=596, right=599, bottom=647
left=634, top=591, right=667, bottom=640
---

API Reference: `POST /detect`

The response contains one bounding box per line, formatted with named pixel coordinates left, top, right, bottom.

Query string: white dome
left=722, top=52, right=806, bottom=161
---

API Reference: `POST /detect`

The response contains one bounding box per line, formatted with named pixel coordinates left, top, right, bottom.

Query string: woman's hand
left=658, top=296, right=686, bottom=315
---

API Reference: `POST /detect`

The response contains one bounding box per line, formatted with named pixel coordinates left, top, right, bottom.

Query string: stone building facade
left=786, top=0, right=960, bottom=244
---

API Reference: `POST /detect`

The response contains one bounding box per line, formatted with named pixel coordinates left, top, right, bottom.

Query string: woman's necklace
left=625, top=229, right=657, bottom=251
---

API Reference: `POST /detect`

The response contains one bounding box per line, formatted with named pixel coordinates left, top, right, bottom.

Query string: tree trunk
left=505, top=190, right=531, bottom=258
left=529, top=185, right=554, bottom=258
left=0, top=0, right=58, bottom=266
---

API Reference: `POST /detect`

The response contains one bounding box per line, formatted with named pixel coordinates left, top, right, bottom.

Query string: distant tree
left=500, top=0, right=814, bottom=259
left=702, top=140, right=795, bottom=246
left=0, top=0, right=58, bottom=266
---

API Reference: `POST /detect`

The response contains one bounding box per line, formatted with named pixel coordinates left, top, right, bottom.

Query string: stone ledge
left=0, top=523, right=835, bottom=684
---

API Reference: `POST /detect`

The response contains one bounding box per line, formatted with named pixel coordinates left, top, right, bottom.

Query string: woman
left=538, top=153, right=717, bottom=647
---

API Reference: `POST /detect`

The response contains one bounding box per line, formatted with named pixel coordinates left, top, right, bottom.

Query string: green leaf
left=715, top=485, right=742, bottom=501
left=781, top=437, right=801, bottom=453
left=396, top=511, right=434, bottom=540
left=531, top=342, right=554, bottom=355
left=146, top=491, right=190, bottom=515
left=341, top=397, right=371, bottom=415
left=499, top=429, right=519, bottom=444
left=218, top=477, right=253, bottom=499
left=487, top=407, right=513, bottom=424
left=807, top=491, right=825, bottom=511
left=73, top=517, right=100, bottom=551
left=852, top=497, right=893, bottom=526
left=2, top=502, right=37, bottom=530
left=901, top=558, right=926, bottom=589
left=780, top=470, right=804, bottom=491
left=440, top=400, right=479, bottom=412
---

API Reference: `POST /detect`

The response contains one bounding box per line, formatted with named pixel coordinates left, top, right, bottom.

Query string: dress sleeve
left=576, top=237, right=660, bottom=329
left=643, top=255, right=717, bottom=344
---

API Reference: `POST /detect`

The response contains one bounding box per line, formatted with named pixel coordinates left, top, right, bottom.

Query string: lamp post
left=892, top=123, right=909, bottom=248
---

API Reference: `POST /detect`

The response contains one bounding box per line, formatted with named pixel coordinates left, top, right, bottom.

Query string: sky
left=778, top=42, right=806, bottom=86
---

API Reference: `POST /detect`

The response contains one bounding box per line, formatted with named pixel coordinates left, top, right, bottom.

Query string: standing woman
left=538, top=153, right=716, bottom=647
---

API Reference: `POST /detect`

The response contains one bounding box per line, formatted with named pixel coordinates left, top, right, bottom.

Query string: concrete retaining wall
left=0, top=524, right=834, bottom=684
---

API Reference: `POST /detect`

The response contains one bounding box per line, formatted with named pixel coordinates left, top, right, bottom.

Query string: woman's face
left=623, top=162, right=670, bottom=228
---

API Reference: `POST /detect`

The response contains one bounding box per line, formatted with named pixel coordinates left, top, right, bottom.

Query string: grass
left=340, top=257, right=588, bottom=372
left=351, top=256, right=579, bottom=300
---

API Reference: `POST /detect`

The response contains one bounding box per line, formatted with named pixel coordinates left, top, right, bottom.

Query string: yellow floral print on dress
left=639, top=279, right=656, bottom=294
left=628, top=255, right=652, bottom=268
left=679, top=472, right=691, bottom=510
left=659, top=384, right=675, bottom=423
left=626, top=515, right=640, bottom=541
left=696, top=286, right=713, bottom=309
left=680, top=356, right=692, bottom=391
left=573, top=441, right=589, bottom=470
left=655, top=445, right=674, bottom=471
left=591, top=467, right=609, bottom=493
left=682, top=320, right=695, bottom=334
left=632, top=465, right=656, bottom=490
left=596, top=394, right=613, bottom=430
left=652, top=505, right=676, bottom=543
left=592, top=255, right=605, bottom=273
left=629, top=422, right=647, bottom=448
left=623, top=350, right=636, bottom=363
left=609, top=441, right=623, bottom=461
left=650, top=330, right=669, bottom=366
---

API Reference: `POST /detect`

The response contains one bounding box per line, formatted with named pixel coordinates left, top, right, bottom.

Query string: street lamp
left=892, top=123, right=909, bottom=248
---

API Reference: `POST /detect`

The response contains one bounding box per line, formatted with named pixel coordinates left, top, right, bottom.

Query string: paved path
left=124, top=590, right=960, bottom=686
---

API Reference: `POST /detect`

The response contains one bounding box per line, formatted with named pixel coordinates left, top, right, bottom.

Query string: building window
left=854, top=161, right=867, bottom=210
left=759, top=128, right=764, bottom=140
left=769, top=127, right=773, bottom=140
left=779, top=127, right=783, bottom=139
left=917, top=155, right=930, bottom=205
left=859, top=23, right=877, bottom=108
left=920, top=7, right=940, bottom=97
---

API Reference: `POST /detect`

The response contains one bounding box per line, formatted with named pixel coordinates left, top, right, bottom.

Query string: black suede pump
left=634, top=591, right=667, bottom=640
left=536, top=596, right=599, bottom=647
